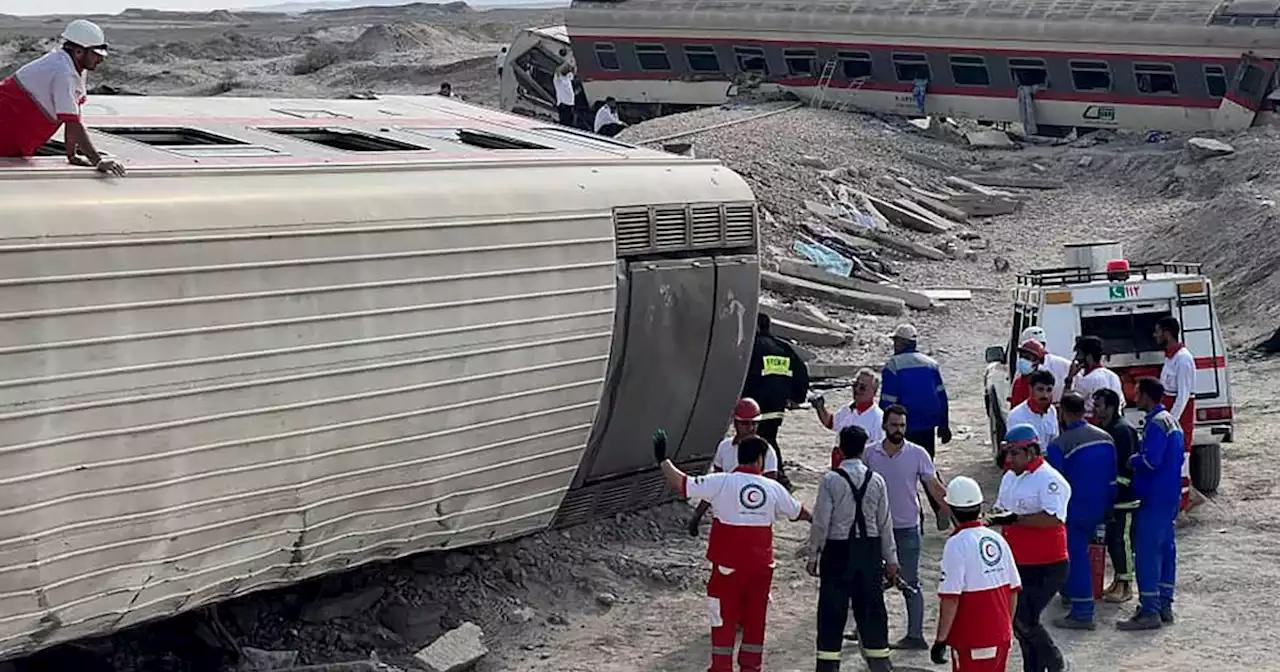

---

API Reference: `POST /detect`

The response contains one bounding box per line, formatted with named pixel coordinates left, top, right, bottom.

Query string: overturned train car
left=0, top=94, right=758, bottom=659
left=565, top=0, right=1280, bottom=133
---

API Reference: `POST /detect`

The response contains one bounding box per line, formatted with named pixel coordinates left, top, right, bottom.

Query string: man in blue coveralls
left=1117, top=378, right=1185, bottom=631
left=1046, top=391, right=1116, bottom=630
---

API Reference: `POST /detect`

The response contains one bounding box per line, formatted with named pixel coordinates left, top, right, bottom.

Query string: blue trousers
left=1065, top=520, right=1102, bottom=621
left=1134, top=501, right=1178, bottom=615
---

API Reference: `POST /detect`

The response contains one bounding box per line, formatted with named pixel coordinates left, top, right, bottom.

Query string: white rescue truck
left=982, top=241, right=1234, bottom=493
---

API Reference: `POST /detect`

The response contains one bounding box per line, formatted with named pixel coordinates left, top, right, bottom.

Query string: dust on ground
left=0, top=3, right=560, bottom=107
left=4, top=33, right=1280, bottom=668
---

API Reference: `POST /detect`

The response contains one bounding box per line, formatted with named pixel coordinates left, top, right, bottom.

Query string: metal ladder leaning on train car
left=812, top=59, right=871, bottom=113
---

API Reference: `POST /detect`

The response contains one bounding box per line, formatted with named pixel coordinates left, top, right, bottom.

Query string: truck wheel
left=1190, top=443, right=1221, bottom=495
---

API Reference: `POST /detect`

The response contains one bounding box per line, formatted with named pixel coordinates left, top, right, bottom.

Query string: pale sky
left=4, top=1, right=255, bottom=14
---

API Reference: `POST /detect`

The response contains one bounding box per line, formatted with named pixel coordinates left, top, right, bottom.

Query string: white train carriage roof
left=0, top=93, right=673, bottom=172
left=569, top=0, right=1280, bottom=53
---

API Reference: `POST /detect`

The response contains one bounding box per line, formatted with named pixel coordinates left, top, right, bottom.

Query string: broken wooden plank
left=779, top=259, right=934, bottom=311
left=861, top=193, right=950, bottom=236
left=944, top=193, right=1020, bottom=217
left=761, top=270, right=907, bottom=316
left=898, top=193, right=967, bottom=226
left=771, top=318, right=852, bottom=347
left=918, top=288, right=974, bottom=301
left=844, top=224, right=948, bottom=260
left=759, top=296, right=851, bottom=332
left=945, top=175, right=1030, bottom=200
left=961, top=174, right=1065, bottom=190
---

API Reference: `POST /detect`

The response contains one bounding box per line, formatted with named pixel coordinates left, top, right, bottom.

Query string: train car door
left=1214, top=53, right=1277, bottom=130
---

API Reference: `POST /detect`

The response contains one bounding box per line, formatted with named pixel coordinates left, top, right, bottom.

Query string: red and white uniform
left=828, top=401, right=884, bottom=468
left=0, top=50, right=87, bottom=158
left=994, top=457, right=1070, bottom=567
left=939, top=521, right=1022, bottom=672
left=1161, top=342, right=1197, bottom=505
left=1072, top=364, right=1124, bottom=416
left=712, top=437, right=779, bottom=475
left=683, top=466, right=805, bottom=672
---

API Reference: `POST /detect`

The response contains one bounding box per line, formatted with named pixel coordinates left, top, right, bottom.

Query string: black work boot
left=815, top=658, right=840, bottom=672
left=890, top=635, right=929, bottom=650
left=864, top=657, right=894, bottom=672
left=1160, top=606, right=1175, bottom=624
left=1116, top=611, right=1162, bottom=631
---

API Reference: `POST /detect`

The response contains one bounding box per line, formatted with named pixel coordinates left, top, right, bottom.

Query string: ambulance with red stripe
left=983, top=241, right=1233, bottom=495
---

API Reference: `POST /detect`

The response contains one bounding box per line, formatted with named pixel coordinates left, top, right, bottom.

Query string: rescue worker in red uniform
left=1154, top=316, right=1201, bottom=512
left=932, top=476, right=1021, bottom=672
left=653, top=429, right=810, bottom=672
left=688, top=398, right=781, bottom=536
left=0, top=19, right=125, bottom=175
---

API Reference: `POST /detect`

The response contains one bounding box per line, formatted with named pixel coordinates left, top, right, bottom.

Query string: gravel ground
left=10, top=99, right=1280, bottom=671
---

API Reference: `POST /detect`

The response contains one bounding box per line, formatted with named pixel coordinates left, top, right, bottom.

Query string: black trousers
left=1106, top=505, right=1138, bottom=582
left=904, top=429, right=941, bottom=513
left=816, top=538, right=890, bottom=668
left=596, top=122, right=624, bottom=137
left=755, top=418, right=787, bottom=482
left=1014, top=561, right=1068, bottom=672
left=557, top=103, right=575, bottom=126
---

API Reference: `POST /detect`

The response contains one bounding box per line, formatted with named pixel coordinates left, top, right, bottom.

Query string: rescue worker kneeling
left=807, top=425, right=897, bottom=672
left=931, top=476, right=1021, bottom=672
left=652, top=429, right=810, bottom=672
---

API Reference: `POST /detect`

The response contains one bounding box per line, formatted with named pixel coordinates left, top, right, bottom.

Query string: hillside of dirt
left=0, top=3, right=562, bottom=106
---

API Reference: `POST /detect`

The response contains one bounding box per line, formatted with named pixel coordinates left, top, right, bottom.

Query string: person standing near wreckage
left=743, top=313, right=809, bottom=491
left=879, top=323, right=951, bottom=530
left=809, top=425, right=896, bottom=672
left=652, top=429, right=809, bottom=672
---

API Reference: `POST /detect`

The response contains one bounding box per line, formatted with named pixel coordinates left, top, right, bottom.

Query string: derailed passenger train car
left=566, top=0, right=1280, bottom=133
left=0, top=94, right=757, bottom=659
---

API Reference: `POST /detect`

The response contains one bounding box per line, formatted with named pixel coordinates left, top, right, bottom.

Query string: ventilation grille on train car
left=611, top=202, right=757, bottom=256
left=553, top=458, right=711, bottom=528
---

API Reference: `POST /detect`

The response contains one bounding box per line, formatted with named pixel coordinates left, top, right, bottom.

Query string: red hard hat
left=1017, top=338, right=1047, bottom=360
left=1106, top=259, right=1131, bottom=273
left=734, top=398, right=763, bottom=422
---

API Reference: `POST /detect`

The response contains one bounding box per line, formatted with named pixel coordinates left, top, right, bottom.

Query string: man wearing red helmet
left=688, top=398, right=780, bottom=536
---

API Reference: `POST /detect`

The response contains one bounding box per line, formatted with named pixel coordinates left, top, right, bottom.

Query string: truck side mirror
left=984, top=345, right=1006, bottom=364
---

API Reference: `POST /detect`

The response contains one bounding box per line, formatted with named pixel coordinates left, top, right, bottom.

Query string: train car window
left=949, top=55, right=991, bottom=86
left=1204, top=65, right=1228, bottom=98
left=263, top=128, right=429, bottom=152
left=784, top=49, right=818, bottom=76
left=97, top=127, right=249, bottom=146
left=892, top=53, right=930, bottom=82
left=594, top=43, right=620, bottom=71
left=1239, top=63, right=1268, bottom=97
left=837, top=51, right=872, bottom=79
left=734, top=46, right=769, bottom=74
left=684, top=45, right=721, bottom=72
left=1009, top=58, right=1049, bottom=87
left=1069, top=60, right=1112, bottom=92
left=1256, top=16, right=1278, bottom=27
left=1134, top=62, right=1178, bottom=95
left=406, top=128, right=552, bottom=150
left=635, top=44, right=671, bottom=71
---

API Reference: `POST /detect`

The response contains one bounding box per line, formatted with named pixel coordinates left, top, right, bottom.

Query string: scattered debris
left=777, top=259, right=931, bottom=312
left=762, top=270, right=907, bottom=316
left=964, top=129, right=1017, bottom=149
left=959, top=174, right=1065, bottom=190
left=1186, top=137, right=1236, bottom=161
left=917, top=288, right=974, bottom=301
left=414, top=622, right=488, bottom=672
left=595, top=592, right=619, bottom=607
left=238, top=647, right=301, bottom=670
left=770, top=317, right=853, bottom=347
left=302, top=587, right=386, bottom=624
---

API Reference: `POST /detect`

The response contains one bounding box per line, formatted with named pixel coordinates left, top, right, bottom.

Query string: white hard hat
left=61, top=19, right=108, bottom=56
left=945, top=476, right=984, bottom=508
left=1019, top=326, right=1047, bottom=345
left=892, top=324, right=918, bottom=341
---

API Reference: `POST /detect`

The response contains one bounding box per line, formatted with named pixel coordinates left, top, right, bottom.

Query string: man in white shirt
left=0, top=19, right=124, bottom=175
left=593, top=97, right=626, bottom=137
left=553, top=62, right=577, bottom=127
left=1155, top=315, right=1199, bottom=511
left=1006, top=369, right=1059, bottom=457
left=1067, top=335, right=1124, bottom=417
left=813, top=368, right=885, bottom=468
left=687, top=398, right=780, bottom=536
left=495, top=46, right=507, bottom=78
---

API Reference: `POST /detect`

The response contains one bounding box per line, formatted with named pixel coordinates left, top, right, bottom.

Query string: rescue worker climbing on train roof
left=931, top=476, right=1021, bottom=672
left=743, top=312, right=809, bottom=491
left=687, top=397, right=781, bottom=537
left=0, top=19, right=126, bottom=176
left=652, top=428, right=810, bottom=672
left=808, top=425, right=897, bottom=672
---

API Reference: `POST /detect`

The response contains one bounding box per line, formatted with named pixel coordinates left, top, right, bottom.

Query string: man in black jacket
left=743, top=313, right=809, bottom=491
left=1093, top=388, right=1139, bottom=604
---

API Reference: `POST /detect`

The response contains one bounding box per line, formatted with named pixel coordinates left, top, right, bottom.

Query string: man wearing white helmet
left=0, top=19, right=125, bottom=176
left=932, top=476, right=1021, bottom=672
